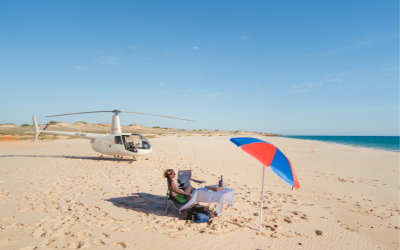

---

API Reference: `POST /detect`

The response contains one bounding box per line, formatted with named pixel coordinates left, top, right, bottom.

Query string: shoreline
left=280, top=135, right=400, bottom=153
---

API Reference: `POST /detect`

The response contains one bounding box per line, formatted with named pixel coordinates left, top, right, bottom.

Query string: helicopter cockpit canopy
left=122, top=133, right=151, bottom=150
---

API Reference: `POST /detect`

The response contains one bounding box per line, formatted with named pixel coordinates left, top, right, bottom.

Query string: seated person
left=164, top=169, right=194, bottom=203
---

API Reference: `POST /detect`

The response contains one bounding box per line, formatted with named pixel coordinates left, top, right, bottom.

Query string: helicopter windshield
left=121, top=134, right=151, bottom=150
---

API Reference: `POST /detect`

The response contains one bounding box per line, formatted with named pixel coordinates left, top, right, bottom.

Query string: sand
left=0, top=136, right=398, bottom=249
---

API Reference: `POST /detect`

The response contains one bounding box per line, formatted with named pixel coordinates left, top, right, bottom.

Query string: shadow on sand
left=106, top=193, right=241, bottom=228
left=107, top=193, right=182, bottom=218
left=0, top=154, right=141, bottom=162
left=106, top=193, right=211, bottom=219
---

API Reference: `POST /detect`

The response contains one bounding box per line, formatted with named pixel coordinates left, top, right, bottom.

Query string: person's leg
left=184, top=186, right=192, bottom=193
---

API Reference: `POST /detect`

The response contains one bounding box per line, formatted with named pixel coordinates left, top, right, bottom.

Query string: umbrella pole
left=259, top=165, right=265, bottom=231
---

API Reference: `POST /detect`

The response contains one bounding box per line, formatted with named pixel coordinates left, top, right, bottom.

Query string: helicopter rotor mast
left=46, top=110, right=194, bottom=134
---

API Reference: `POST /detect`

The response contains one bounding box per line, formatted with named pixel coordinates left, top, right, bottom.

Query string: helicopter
left=29, top=110, right=194, bottom=161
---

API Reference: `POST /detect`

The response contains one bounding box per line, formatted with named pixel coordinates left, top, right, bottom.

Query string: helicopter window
left=129, top=133, right=151, bottom=149
left=114, top=136, right=123, bottom=145
left=141, top=136, right=151, bottom=149
left=123, top=135, right=134, bottom=142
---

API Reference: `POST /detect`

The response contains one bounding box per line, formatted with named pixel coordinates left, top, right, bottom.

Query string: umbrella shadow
left=0, top=155, right=138, bottom=162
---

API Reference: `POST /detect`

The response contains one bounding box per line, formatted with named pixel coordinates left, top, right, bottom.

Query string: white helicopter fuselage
left=91, top=133, right=152, bottom=156
left=30, top=115, right=152, bottom=157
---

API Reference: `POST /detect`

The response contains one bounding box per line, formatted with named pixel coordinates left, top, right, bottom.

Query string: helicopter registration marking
left=75, top=133, right=86, bottom=137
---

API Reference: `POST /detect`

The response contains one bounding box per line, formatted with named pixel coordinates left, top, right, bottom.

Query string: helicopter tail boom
left=27, top=116, right=104, bottom=141
left=35, top=130, right=104, bottom=140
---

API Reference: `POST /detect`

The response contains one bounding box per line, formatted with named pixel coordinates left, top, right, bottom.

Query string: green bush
left=20, top=124, right=31, bottom=127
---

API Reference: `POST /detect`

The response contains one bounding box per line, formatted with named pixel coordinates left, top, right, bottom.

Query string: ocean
left=280, top=136, right=400, bottom=152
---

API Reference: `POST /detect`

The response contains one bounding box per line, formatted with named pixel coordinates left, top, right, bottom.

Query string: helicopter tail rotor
left=32, top=116, right=40, bottom=142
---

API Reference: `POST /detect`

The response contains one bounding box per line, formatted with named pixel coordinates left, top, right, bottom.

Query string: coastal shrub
left=215, top=129, right=220, bottom=131
left=38, top=134, right=59, bottom=140
left=76, top=121, right=87, bottom=124
left=0, top=131, right=26, bottom=136
left=153, top=126, right=161, bottom=129
left=20, top=124, right=30, bottom=127
left=48, top=121, right=59, bottom=125
left=17, top=137, right=32, bottom=140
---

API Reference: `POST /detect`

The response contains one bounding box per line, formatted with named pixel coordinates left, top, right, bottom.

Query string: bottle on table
left=218, top=175, right=224, bottom=187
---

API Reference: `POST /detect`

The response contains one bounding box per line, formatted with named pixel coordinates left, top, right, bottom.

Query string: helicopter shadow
left=106, top=193, right=189, bottom=218
left=0, top=154, right=137, bottom=162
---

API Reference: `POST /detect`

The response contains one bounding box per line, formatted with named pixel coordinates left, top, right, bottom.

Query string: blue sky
left=1, top=1, right=398, bottom=135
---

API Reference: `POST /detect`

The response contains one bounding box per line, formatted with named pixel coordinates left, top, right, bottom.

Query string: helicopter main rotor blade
left=46, top=110, right=194, bottom=122
left=120, top=111, right=194, bottom=122
left=46, top=111, right=112, bottom=117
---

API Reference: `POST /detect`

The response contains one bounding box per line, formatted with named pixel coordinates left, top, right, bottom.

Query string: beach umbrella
left=230, top=137, right=300, bottom=231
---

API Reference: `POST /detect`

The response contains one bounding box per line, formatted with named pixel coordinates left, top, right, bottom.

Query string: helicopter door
left=113, top=135, right=125, bottom=155
left=122, top=135, right=137, bottom=153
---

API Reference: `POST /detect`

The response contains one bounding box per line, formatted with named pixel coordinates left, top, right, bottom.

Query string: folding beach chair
left=164, top=178, right=189, bottom=216
left=177, top=170, right=206, bottom=189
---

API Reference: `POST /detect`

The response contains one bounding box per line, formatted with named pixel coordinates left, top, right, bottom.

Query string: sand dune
left=0, top=136, right=398, bottom=249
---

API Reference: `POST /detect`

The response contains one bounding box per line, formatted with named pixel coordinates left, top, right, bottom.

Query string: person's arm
left=171, top=180, right=193, bottom=197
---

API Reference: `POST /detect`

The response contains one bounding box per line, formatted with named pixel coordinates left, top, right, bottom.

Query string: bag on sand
left=187, top=206, right=210, bottom=223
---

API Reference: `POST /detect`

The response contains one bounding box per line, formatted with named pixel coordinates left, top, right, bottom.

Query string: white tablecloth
left=179, top=188, right=236, bottom=216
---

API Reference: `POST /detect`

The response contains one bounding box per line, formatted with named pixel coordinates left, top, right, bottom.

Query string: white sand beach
left=0, top=136, right=398, bottom=249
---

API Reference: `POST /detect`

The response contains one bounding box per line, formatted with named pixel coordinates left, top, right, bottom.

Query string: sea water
left=280, top=136, right=400, bottom=152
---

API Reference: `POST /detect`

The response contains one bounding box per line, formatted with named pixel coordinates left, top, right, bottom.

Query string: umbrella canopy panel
left=230, top=137, right=300, bottom=189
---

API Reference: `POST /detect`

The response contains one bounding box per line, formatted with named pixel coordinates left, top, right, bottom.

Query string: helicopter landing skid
left=130, top=156, right=137, bottom=163
left=97, top=155, right=104, bottom=161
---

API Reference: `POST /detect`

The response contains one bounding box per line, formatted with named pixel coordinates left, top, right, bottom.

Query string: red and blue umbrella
left=230, top=137, right=300, bottom=189
left=230, top=137, right=300, bottom=231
